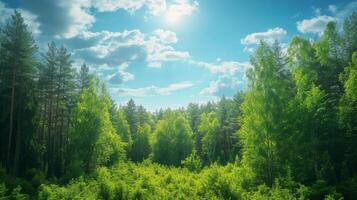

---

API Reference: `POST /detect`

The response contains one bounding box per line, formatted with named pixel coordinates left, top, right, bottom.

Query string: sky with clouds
left=0, top=0, right=356, bottom=111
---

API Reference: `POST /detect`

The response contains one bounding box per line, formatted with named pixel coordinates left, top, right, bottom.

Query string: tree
left=67, top=78, right=125, bottom=178
left=186, top=103, right=203, bottom=158
left=343, top=12, right=357, bottom=60
left=239, top=41, right=292, bottom=186
left=286, top=36, right=331, bottom=183
left=111, top=108, right=132, bottom=150
left=124, top=99, right=138, bottom=138
left=315, top=22, right=345, bottom=107
left=217, top=96, right=241, bottom=163
left=0, top=11, right=38, bottom=175
left=198, top=112, right=221, bottom=164
left=152, top=111, right=194, bottom=166
left=137, top=105, right=152, bottom=126
left=130, top=123, right=151, bottom=162
left=338, top=52, right=357, bottom=177
left=78, top=63, right=91, bottom=91
left=37, top=42, right=76, bottom=177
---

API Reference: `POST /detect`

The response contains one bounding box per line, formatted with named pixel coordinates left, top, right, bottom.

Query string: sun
left=165, top=10, right=182, bottom=25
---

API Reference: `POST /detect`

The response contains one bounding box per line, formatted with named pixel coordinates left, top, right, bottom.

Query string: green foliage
left=181, top=150, right=202, bottom=172
left=344, top=12, right=357, bottom=59
left=0, top=183, right=7, bottom=199
left=38, top=163, right=313, bottom=200
left=0, top=10, right=39, bottom=176
left=111, top=108, right=132, bottom=151
left=240, top=41, right=292, bottom=186
left=1, top=9, right=357, bottom=200
left=338, top=52, right=357, bottom=176
left=67, top=78, right=125, bottom=178
left=199, top=112, right=222, bottom=163
left=130, top=123, right=151, bottom=162
left=152, top=111, right=194, bottom=166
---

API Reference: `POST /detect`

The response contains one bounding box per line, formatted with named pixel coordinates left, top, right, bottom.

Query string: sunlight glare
left=165, top=10, right=181, bottom=25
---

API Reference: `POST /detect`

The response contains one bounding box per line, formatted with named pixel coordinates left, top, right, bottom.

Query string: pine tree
left=78, top=63, right=91, bottom=91
left=0, top=11, right=38, bottom=175
left=124, top=99, right=138, bottom=138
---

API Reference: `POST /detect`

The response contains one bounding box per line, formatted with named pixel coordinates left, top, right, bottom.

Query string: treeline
left=0, top=10, right=357, bottom=199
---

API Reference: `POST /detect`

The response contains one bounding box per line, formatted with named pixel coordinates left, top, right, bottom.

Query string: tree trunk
left=7, top=65, right=16, bottom=173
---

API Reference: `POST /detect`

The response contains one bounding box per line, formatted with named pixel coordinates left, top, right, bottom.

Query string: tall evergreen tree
left=0, top=11, right=38, bottom=175
left=78, top=63, right=91, bottom=91
left=124, top=99, right=138, bottom=138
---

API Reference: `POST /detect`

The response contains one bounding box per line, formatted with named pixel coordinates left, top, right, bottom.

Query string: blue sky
left=1, top=0, right=356, bottom=111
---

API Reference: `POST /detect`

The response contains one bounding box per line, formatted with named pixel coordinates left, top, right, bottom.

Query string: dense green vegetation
left=0, top=11, right=357, bottom=199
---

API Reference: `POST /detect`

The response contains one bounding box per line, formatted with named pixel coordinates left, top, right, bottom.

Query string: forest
left=0, top=10, right=357, bottom=200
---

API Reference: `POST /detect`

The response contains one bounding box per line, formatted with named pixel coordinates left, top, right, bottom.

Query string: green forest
left=0, top=10, right=357, bottom=200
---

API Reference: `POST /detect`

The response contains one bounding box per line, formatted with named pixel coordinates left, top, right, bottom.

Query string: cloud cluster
left=21, top=0, right=94, bottom=39
left=92, top=0, right=198, bottom=18
left=106, top=63, right=134, bottom=85
left=190, top=60, right=251, bottom=96
left=68, top=29, right=189, bottom=81
left=190, top=60, right=251, bottom=75
left=65, top=28, right=189, bottom=85
left=296, top=15, right=335, bottom=35
left=1, top=0, right=199, bottom=40
left=296, top=1, right=357, bottom=35
left=200, top=75, right=243, bottom=96
left=1, top=0, right=247, bottom=99
left=110, top=81, right=193, bottom=96
left=240, top=27, right=287, bottom=45
left=328, top=5, right=337, bottom=14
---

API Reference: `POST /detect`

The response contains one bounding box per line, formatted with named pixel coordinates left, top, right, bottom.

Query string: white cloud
left=71, top=28, right=188, bottom=68
left=190, top=60, right=251, bottom=75
left=66, top=28, right=189, bottom=83
left=240, top=27, right=287, bottom=45
left=146, top=0, right=167, bottom=16
left=148, top=62, right=162, bottom=68
left=165, top=0, right=199, bottom=17
left=92, top=0, right=146, bottom=12
left=296, top=2, right=357, bottom=36
left=243, top=46, right=255, bottom=53
left=106, top=71, right=134, bottom=84
left=91, top=0, right=198, bottom=20
left=189, top=59, right=250, bottom=97
left=17, top=0, right=95, bottom=39
left=100, top=62, right=134, bottom=84
left=111, top=81, right=193, bottom=96
left=20, top=10, right=42, bottom=37
left=328, top=5, right=337, bottom=14
left=5, top=0, right=198, bottom=40
left=152, top=29, right=178, bottom=44
left=296, top=15, right=335, bottom=35
left=314, top=8, right=322, bottom=16
left=200, top=75, right=243, bottom=96
left=157, top=81, right=193, bottom=95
